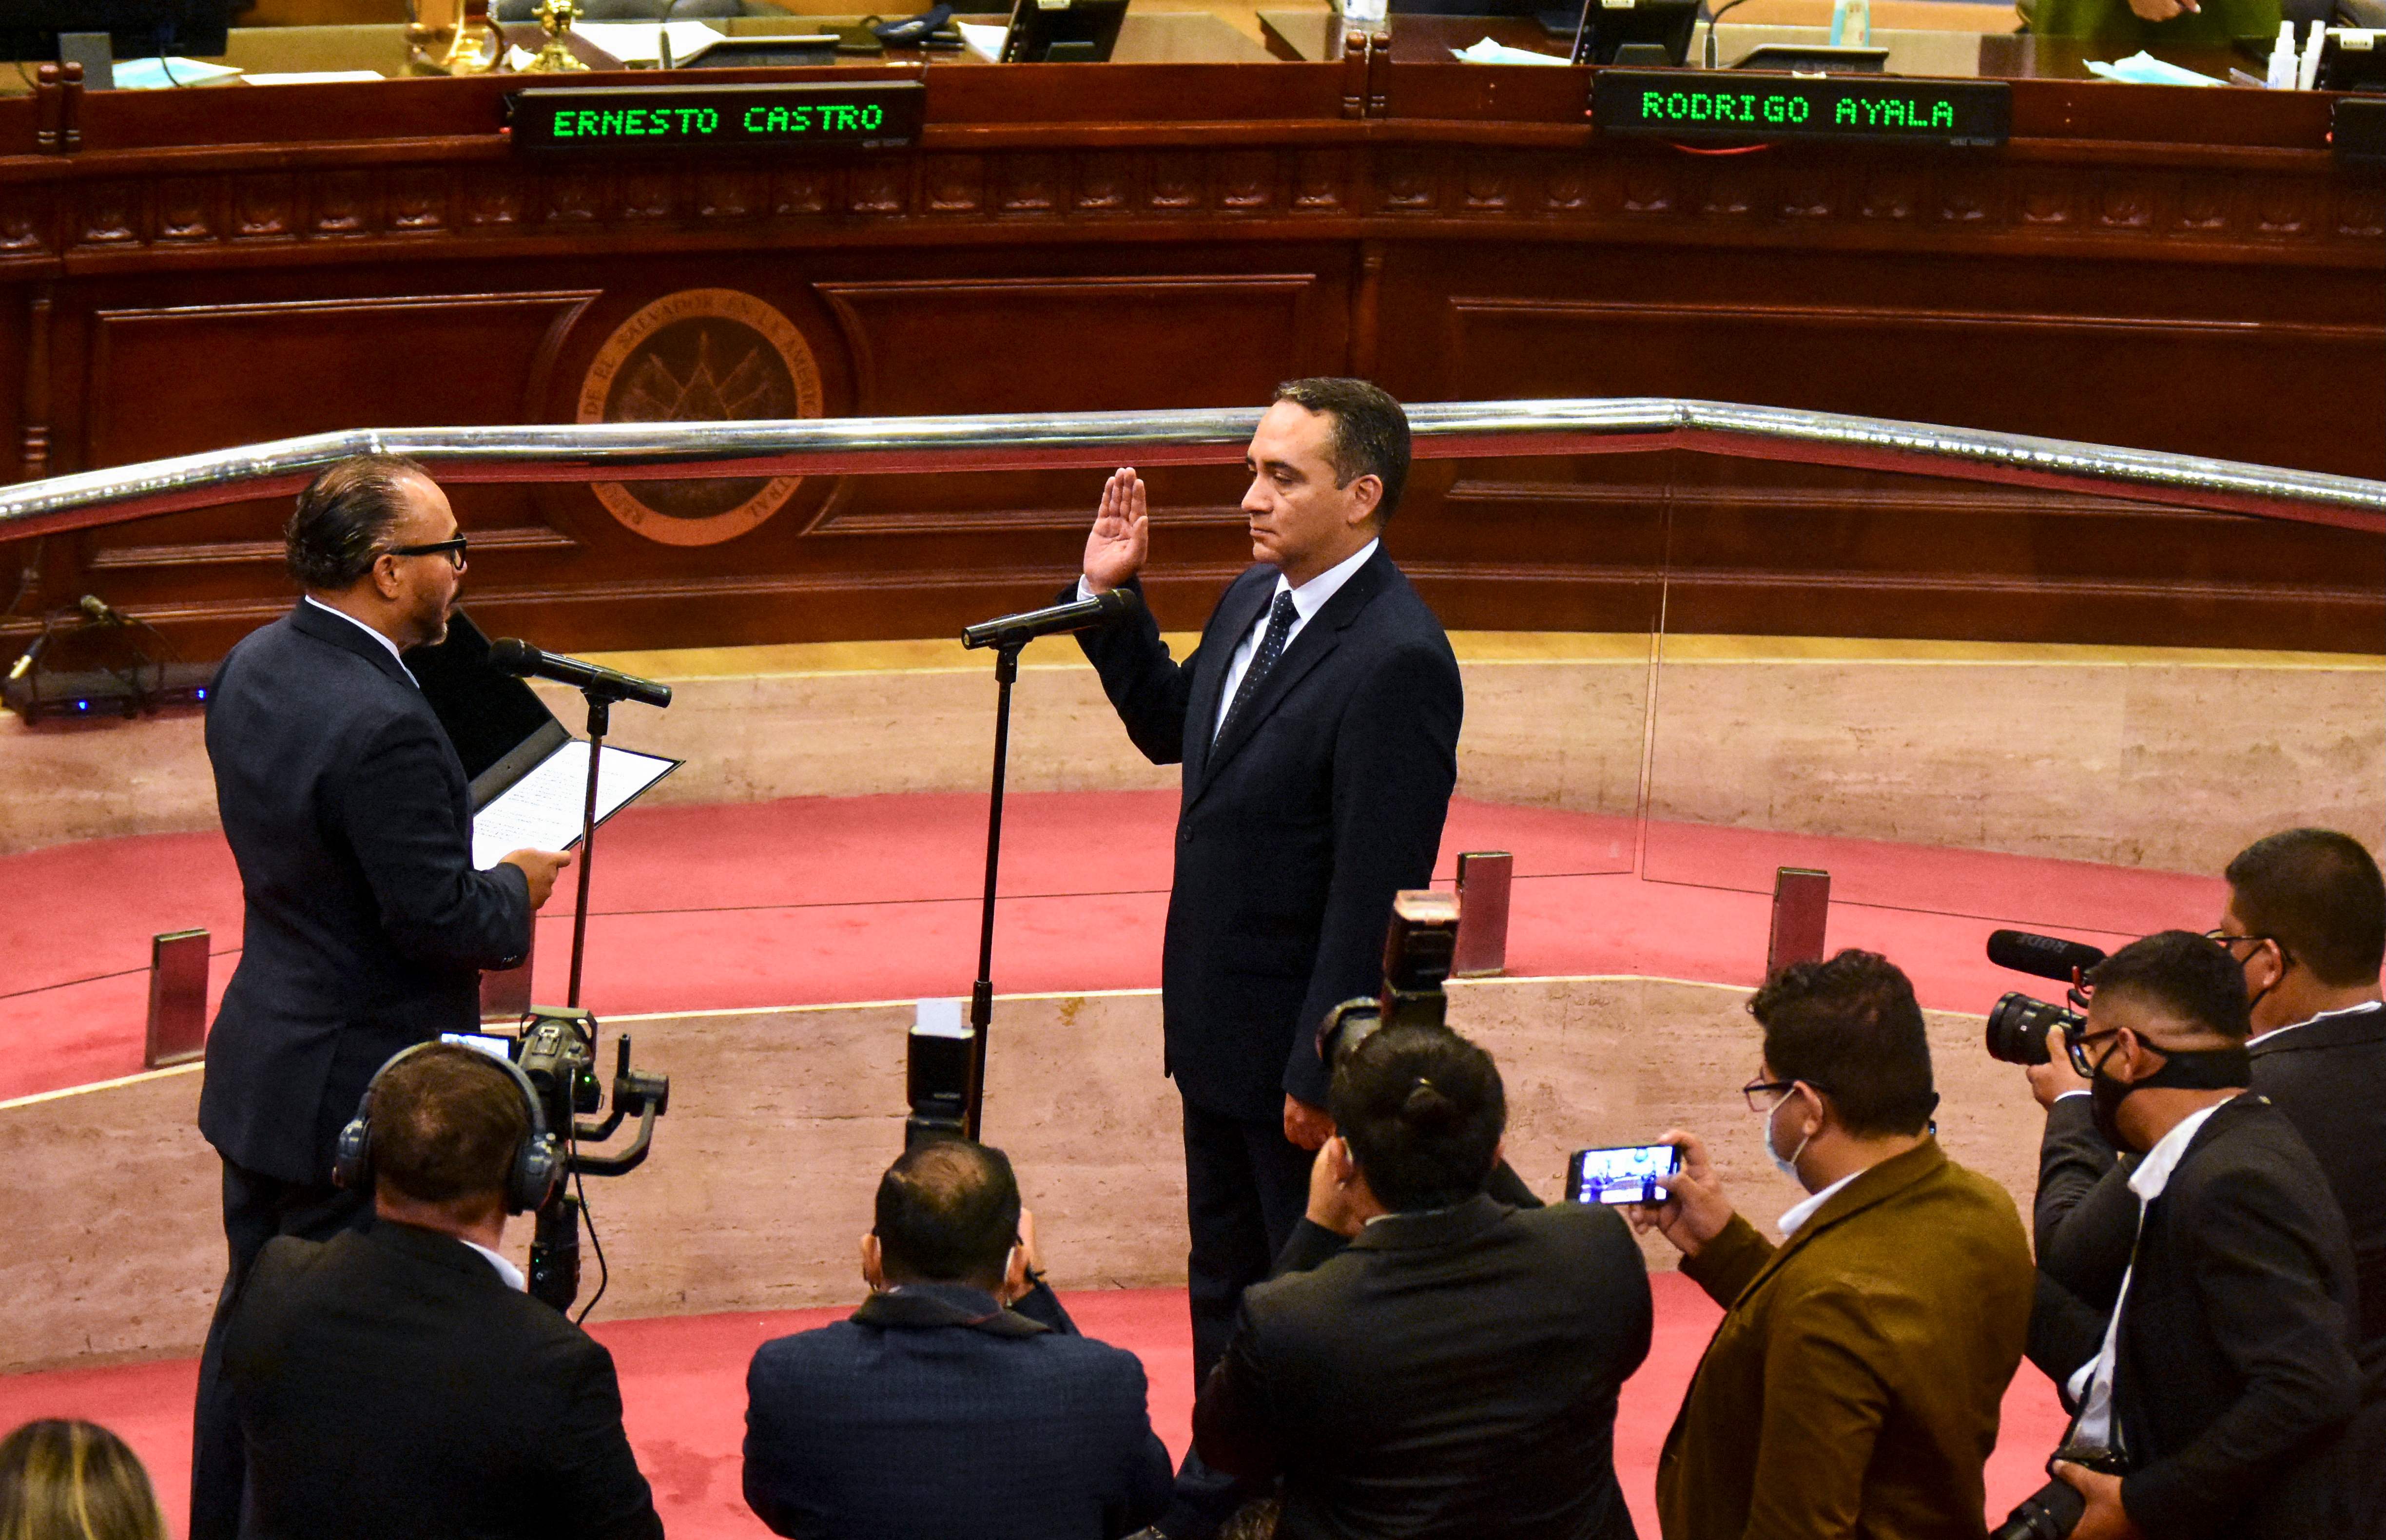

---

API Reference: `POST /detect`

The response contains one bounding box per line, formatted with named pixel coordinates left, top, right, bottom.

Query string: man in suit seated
left=1193, top=1022, right=1652, bottom=1540
left=1635, top=949, right=2035, bottom=1539
left=2030, top=828, right=2386, bottom=1387
left=743, top=1139, right=1174, bottom=1540
left=2030, top=930, right=2362, bottom=1539
left=221, top=1042, right=662, bottom=1540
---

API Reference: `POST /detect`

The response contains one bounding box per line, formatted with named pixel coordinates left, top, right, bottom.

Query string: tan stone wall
left=0, top=976, right=2045, bottom=1374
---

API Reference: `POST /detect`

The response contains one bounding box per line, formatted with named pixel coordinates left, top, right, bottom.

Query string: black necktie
left=1219, top=590, right=1299, bottom=741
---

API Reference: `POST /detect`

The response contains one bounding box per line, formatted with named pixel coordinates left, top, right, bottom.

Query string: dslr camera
left=1989, top=1444, right=2126, bottom=1540
left=476, top=1005, right=671, bottom=1312
left=1315, top=888, right=1462, bottom=1070
left=1981, top=928, right=2104, bottom=1066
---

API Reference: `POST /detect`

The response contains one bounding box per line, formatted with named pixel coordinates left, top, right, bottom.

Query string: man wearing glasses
left=189, top=454, right=572, bottom=1540
left=2029, top=930, right=2361, bottom=1540
left=1630, top=949, right=2033, bottom=1538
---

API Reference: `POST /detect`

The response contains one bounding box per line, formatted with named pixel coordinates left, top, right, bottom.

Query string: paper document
left=957, top=21, right=1008, bottom=59
left=471, top=740, right=679, bottom=870
left=243, top=70, right=387, bottom=83
left=2085, top=50, right=2223, bottom=85
left=115, top=57, right=243, bottom=89
left=1452, top=37, right=1571, bottom=65
left=572, top=20, right=729, bottom=65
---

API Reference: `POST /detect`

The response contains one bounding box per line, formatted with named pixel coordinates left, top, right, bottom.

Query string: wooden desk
left=0, top=43, right=2374, bottom=661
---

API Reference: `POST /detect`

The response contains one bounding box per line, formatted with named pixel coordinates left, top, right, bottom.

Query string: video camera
left=1981, top=928, right=2104, bottom=1066
left=477, top=1005, right=671, bottom=1314
left=1315, top=888, right=1462, bottom=1071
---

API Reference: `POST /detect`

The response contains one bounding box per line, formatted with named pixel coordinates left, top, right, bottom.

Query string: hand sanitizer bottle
left=2267, top=20, right=2296, bottom=87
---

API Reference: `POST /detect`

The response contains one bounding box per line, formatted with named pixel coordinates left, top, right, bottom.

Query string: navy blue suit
left=742, top=1282, right=1174, bottom=1540
left=1074, top=549, right=1463, bottom=1403
left=192, top=600, right=532, bottom=1540
left=202, top=601, right=531, bottom=1186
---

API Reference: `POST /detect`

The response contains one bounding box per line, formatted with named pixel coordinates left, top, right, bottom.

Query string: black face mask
left=2089, top=1043, right=2254, bottom=1153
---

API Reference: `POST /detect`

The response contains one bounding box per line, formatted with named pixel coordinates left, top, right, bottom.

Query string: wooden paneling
left=0, top=63, right=2377, bottom=660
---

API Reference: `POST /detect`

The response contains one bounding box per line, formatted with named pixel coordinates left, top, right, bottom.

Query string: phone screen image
left=1568, top=1143, right=1681, bottom=1206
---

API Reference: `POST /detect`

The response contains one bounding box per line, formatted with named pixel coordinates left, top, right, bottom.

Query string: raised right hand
left=1629, top=1129, right=1734, bottom=1259
left=1082, top=467, right=1149, bottom=594
left=500, top=847, right=573, bottom=909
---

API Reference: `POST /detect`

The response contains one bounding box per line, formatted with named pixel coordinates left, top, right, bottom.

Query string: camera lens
left=1988, top=1477, right=2087, bottom=1540
left=1984, top=992, right=2083, bottom=1066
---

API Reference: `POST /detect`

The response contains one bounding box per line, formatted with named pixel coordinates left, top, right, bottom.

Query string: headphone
left=332, top=1040, right=561, bottom=1216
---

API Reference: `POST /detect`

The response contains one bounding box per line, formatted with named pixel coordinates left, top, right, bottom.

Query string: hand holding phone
left=1568, top=1143, right=1683, bottom=1206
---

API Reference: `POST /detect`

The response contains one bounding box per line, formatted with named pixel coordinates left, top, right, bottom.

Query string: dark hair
left=1329, top=1024, right=1505, bottom=1212
left=0, top=1419, right=167, bottom=1540
left=1272, top=377, right=1411, bottom=521
left=284, top=454, right=430, bottom=591
left=2225, top=828, right=2386, bottom=988
left=369, top=1045, right=528, bottom=1211
left=1751, top=950, right=1936, bottom=1137
left=873, top=1139, right=1021, bottom=1287
left=2088, top=930, right=2255, bottom=1043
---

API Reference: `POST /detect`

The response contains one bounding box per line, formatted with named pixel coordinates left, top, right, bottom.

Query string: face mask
left=2088, top=1041, right=2254, bottom=1152
left=1765, top=1093, right=1814, bottom=1186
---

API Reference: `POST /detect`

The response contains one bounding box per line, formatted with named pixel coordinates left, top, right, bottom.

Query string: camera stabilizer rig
left=485, top=1003, right=671, bottom=1316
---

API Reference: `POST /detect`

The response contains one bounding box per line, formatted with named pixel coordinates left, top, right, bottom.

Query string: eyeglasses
left=383, top=536, right=468, bottom=570
left=2063, top=1023, right=2121, bottom=1078
left=1743, top=1077, right=1801, bottom=1113
left=2203, top=927, right=2273, bottom=958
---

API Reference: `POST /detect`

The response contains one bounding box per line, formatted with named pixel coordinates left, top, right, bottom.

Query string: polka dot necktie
left=1219, top=590, right=1299, bottom=741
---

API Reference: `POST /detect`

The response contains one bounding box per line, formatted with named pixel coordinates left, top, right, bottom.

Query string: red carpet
left=0, top=792, right=2219, bottom=1103
left=0, top=1276, right=2071, bottom=1540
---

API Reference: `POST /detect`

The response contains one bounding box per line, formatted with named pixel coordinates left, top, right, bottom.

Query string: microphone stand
left=963, top=638, right=1025, bottom=1139
left=565, top=684, right=629, bottom=1010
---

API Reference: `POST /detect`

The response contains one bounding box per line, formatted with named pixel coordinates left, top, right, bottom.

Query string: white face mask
left=1765, top=1091, right=1814, bottom=1187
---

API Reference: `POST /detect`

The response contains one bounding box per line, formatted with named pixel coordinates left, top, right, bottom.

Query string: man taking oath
left=1073, top=377, right=1463, bottom=1421
left=189, top=454, right=572, bottom=1540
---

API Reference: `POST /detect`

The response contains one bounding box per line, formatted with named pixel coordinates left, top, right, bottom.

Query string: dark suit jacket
left=220, top=1222, right=661, bottom=1540
left=1073, top=550, right=1463, bottom=1116
left=201, top=603, right=531, bottom=1183
left=1194, top=1193, right=1651, bottom=1540
left=742, top=1280, right=1172, bottom=1540
left=2033, top=1002, right=2386, bottom=1386
left=1658, top=1140, right=2034, bottom=1540
left=2033, top=1096, right=2363, bottom=1540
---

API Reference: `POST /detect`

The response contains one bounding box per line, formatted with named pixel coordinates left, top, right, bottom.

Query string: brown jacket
left=1655, top=1139, right=2034, bottom=1540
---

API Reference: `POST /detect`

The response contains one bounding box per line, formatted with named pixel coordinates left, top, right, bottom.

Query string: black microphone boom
left=489, top=638, right=673, bottom=709
left=962, top=588, right=1142, bottom=651
left=1986, top=928, right=2108, bottom=982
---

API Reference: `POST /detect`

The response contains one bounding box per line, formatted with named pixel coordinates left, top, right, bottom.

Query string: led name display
left=1593, top=70, right=2010, bottom=147
left=2335, top=97, right=2386, bottom=163
left=510, top=82, right=925, bottom=153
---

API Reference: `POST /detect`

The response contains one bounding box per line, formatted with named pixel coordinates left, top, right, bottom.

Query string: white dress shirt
left=1778, top=1170, right=1860, bottom=1238
left=463, top=1238, right=527, bottom=1291
left=2065, top=1094, right=2238, bottom=1449
left=1083, top=539, right=1379, bottom=740
left=304, top=595, right=414, bottom=682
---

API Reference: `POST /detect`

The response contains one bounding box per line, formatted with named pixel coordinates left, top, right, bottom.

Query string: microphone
left=962, top=587, right=1143, bottom=651
left=489, top=638, right=673, bottom=709
left=1986, top=929, right=2108, bottom=982
left=79, top=594, right=131, bottom=626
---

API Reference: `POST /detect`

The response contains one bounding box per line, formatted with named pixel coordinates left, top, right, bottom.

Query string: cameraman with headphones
left=220, top=1042, right=662, bottom=1540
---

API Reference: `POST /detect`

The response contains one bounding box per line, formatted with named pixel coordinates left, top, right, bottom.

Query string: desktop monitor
left=1569, top=0, right=1699, bottom=64
left=999, top=0, right=1129, bottom=61
left=0, top=0, right=232, bottom=60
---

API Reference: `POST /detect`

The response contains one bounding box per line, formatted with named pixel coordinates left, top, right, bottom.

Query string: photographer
left=743, top=1139, right=1173, bottom=1540
left=1192, top=1022, right=1651, bottom=1540
left=2030, top=931, right=2360, bottom=1540
left=2028, top=829, right=2386, bottom=1386
left=220, top=1043, right=662, bottom=1540
left=1635, top=949, right=2034, bottom=1539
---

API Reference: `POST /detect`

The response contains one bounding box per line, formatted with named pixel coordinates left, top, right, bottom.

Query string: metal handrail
left=1, top=399, right=2380, bottom=541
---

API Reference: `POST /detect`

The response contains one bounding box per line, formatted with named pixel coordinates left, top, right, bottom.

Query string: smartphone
left=1567, top=1143, right=1681, bottom=1206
